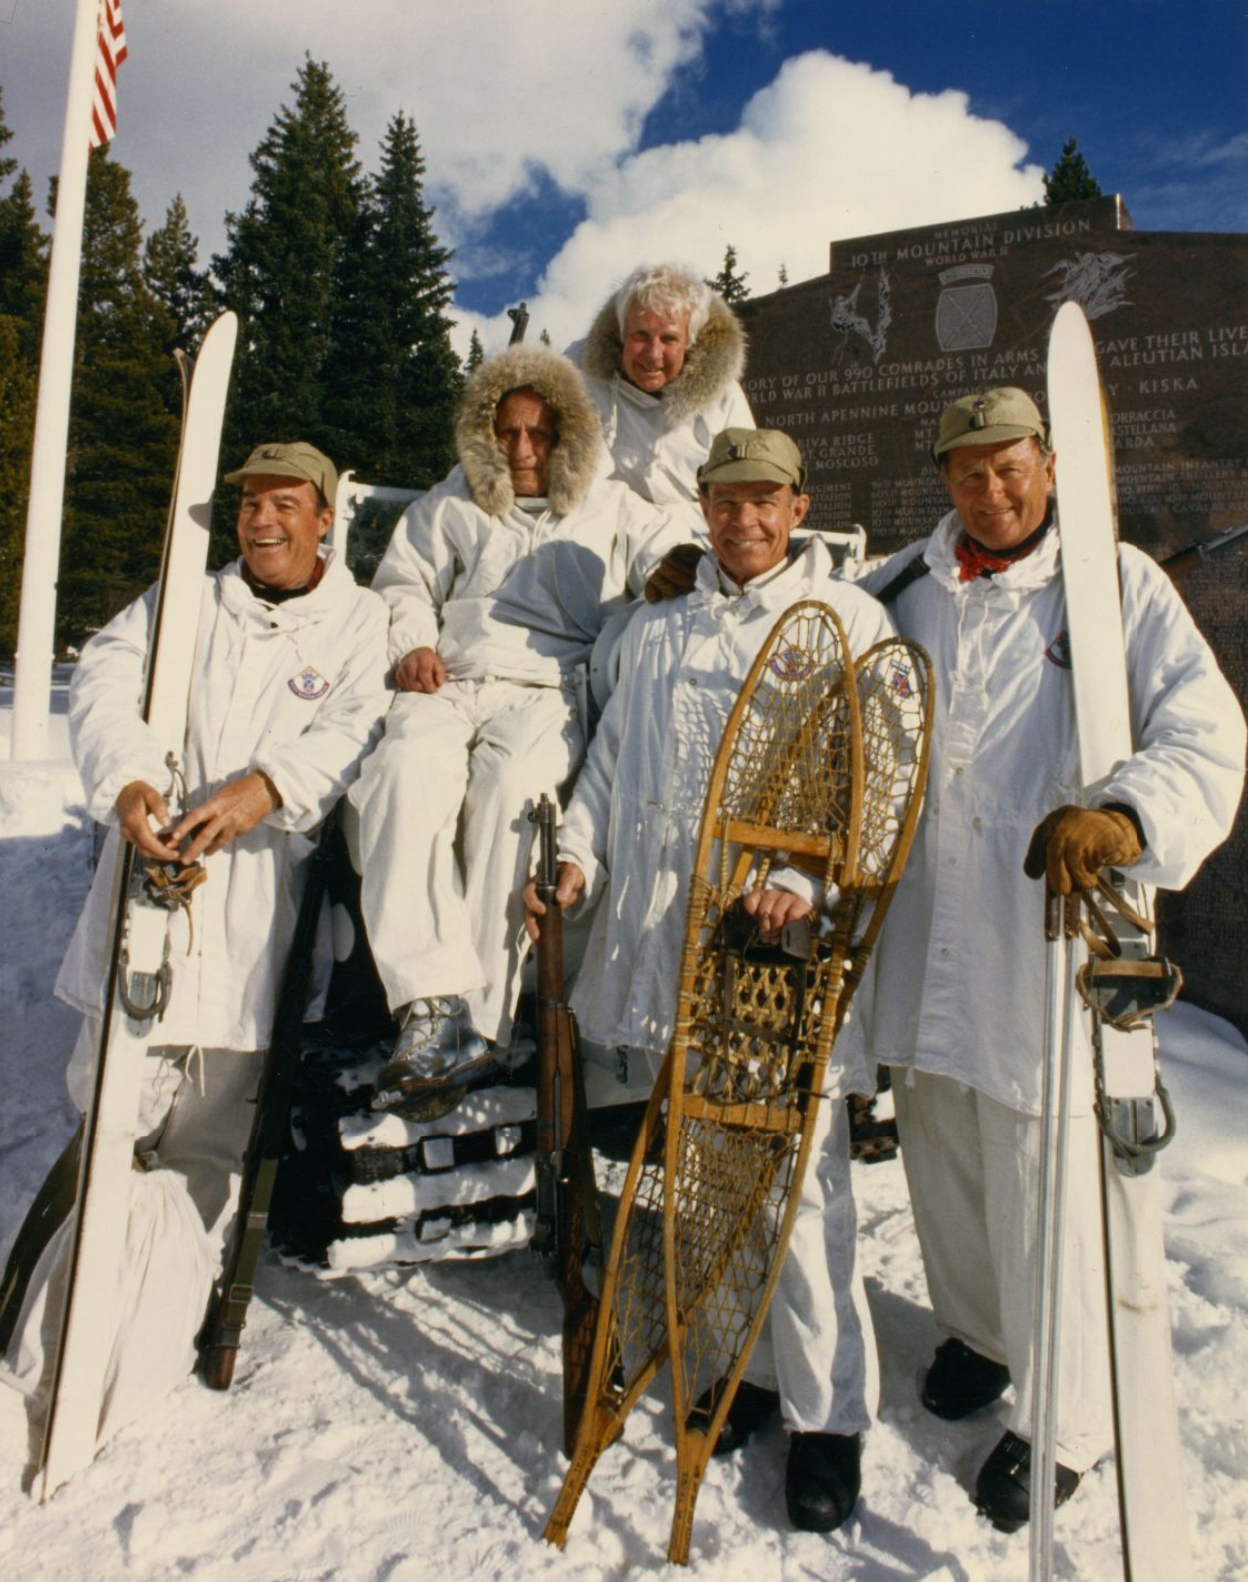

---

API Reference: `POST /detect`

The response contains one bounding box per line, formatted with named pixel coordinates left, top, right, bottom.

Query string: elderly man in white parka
left=351, top=345, right=684, bottom=1117
left=524, top=427, right=897, bottom=1538
left=2, top=442, right=390, bottom=1458
left=572, top=262, right=753, bottom=531
left=854, top=388, right=1245, bottom=1533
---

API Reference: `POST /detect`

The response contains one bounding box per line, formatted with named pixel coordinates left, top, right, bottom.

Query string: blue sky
left=2, top=0, right=1244, bottom=350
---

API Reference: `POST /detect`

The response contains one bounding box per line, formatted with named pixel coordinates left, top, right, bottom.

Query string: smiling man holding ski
left=853, top=381, right=1244, bottom=1547
left=0, top=432, right=389, bottom=1492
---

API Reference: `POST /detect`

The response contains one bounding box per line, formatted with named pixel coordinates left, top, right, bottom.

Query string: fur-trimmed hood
left=456, top=345, right=603, bottom=517
left=578, top=291, right=747, bottom=430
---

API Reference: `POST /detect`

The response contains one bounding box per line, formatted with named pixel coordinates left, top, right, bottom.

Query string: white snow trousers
left=4, top=1028, right=260, bottom=1458
left=742, top=1096, right=880, bottom=1436
left=893, top=1069, right=1113, bottom=1472
left=350, top=677, right=584, bottom=1045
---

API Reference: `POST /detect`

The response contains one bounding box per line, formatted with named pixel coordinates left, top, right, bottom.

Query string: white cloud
left=2, top=11, right=1045, bottom=361
left=2, top=0, right=747, bottom=255
left=460, top=51, right=1046, bottom=355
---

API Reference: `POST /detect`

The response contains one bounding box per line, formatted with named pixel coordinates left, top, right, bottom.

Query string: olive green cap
left=224, top=441, right=338, bottom=503
left=931, top=388, right=1050, bottom=464
left=698, top=427, right=807, bottom=490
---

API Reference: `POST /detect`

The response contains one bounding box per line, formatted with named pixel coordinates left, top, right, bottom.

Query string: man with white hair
left=572, top=262, right=753, bottom=531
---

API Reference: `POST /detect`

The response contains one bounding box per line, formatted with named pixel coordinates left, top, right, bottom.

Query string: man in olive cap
left=523, top=427, right=896, bottom=1536
left=851, top=388, right=1243, bottom=1530
left=2, top=440, right=389, bottom=1463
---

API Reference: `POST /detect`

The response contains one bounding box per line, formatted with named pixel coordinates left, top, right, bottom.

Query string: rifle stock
left=198, top=821, right=333, bottom=1389
left=528, top=792, right=602, bottom=1456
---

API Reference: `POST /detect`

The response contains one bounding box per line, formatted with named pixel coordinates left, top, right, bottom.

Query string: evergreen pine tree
left=57, top=151, right=181, bottom=645
left=707, top=244, right=750, bottom=305
left=144, top=193, right=214, bottom=352
left=778, top=261, right=789, bottom=287
left=0, top=85, right=48, bottom=353
left=328, top=111, right=461, bottom=490
left=0, top=170, right=49, bottom=343
left=464, top=328, right=485, bottom=374
left=0, top=314, right=36, bottom=655
left=213, top=56, right=364, bottom=494
left=0, top=87, right=49, bottom=654
left=1043, top=138, right=1104, bottom=205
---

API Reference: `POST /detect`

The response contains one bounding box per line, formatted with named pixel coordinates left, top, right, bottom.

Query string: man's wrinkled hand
left=643, top=542, right=705, bottom=604
left=523, top=861, right=586, bottom=942
left=1024, top=804, right=1143, bottom=895
left=116, top=780, right=181, bottom=861
left=740, top=886, right=814, bottom=943
left=394, top=647, right=447, bottom=693
left=167, top=771, right=283, bottom=864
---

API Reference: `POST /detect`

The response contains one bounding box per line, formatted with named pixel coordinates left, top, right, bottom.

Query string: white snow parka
left=372, top=467, right=686, bottom=681
left=854, top=510, right=1245, bottom=1116
left=56, top=551, right=390, bottom=1050
left=559, top=536, right=895, bottom=1090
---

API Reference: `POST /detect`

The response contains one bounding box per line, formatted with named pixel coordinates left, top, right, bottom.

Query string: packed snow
left=1, top=690, right=1245, bottom=1582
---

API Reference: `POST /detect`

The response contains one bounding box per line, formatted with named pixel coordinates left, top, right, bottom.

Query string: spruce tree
left=328, top=112, right=461, bottom=490
left=707, top=244, right=750, bottom=305
left=0, top=85, right=48, bottom=357
left=144, top=193, right=214, bottom=353
left=464, top=328, right=484, bottom=374
left=0, top=170, right=49, bottom=344
left=58, top=151, right=181, bottom=646
left=0, top=87, right=48, bottom=654
left=213, top=56, right=364, bottom=485
left=0, top=314, right=36, bottom=655
left=1044, top=138, right=1104, bottom=205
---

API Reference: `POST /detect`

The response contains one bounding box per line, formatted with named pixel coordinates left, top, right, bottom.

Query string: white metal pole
left=10, top=0, right=102, bottom=761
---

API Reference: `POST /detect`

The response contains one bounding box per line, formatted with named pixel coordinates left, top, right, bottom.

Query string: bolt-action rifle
left=528, top=792, right=603, bottom=1456
left=198, top=820, right=334, bottom=1389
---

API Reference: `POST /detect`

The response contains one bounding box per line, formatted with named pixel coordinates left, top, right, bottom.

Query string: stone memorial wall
left=738, top=197, right=1247, bottom=1027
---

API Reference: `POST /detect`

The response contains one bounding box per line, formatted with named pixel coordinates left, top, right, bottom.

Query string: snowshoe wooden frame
left=545, top=602, right=932, bottom=1563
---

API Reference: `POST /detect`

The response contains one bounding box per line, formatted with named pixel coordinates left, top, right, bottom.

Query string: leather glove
left=643, top=542, right=705, bottom=603
left=1024, top=804, right=1144, bottom=895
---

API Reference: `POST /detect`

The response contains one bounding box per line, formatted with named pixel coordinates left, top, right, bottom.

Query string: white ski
left=1041, top=300, right=1193, bottom=1582
left=36, top=309, right=238, bottom=1500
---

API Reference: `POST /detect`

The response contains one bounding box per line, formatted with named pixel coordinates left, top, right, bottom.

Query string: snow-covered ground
left=1, top=707, right=1245, bottom=1582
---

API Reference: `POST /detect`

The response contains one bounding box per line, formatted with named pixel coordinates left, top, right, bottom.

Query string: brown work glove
left=643, top=542, right=705, bottom=603
left=1024, top=804, right=1144, bottom=894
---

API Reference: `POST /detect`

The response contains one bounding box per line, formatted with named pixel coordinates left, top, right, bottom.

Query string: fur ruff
left=579, top=291, right=747, bottom=430
left=456, top=345, right=603, bottom=517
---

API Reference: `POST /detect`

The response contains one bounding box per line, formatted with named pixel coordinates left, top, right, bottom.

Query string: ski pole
left=1030, top=883, right=1080, bottom=1581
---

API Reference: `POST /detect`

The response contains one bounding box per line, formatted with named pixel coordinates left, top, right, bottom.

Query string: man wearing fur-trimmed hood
left=571, top=262, right=753, bottom=529
left=350, top=344, right=684, bottom=1116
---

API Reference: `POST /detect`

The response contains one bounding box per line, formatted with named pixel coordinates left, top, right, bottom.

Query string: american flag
left=89, top=0, right=128, bottom=148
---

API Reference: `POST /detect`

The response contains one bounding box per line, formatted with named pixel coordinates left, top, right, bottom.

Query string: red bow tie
left=954, top=537, right=1015, bottom=582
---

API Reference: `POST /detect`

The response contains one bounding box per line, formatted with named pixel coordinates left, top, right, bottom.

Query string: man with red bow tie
left=851, top=387, right=1243, bottom=1532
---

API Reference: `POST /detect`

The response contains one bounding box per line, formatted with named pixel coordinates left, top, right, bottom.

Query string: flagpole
left=10, top=0, right=102, bottom=761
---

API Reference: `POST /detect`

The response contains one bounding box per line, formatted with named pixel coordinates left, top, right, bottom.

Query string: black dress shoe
left=691, top=1378, right=781, bottom=1457
left=921, top=1339, right=1011, bottom=1420
left=974, top=1429, right=1082, bottom=1533
left=785, top=1431, right=861, bottom=1533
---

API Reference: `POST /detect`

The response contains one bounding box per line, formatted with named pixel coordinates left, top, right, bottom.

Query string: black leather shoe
left=921, top=1339, right=1011, bottom=1420
left=974, top=1429, right=1082, bottom=1533
left=691, top=1379, right=781, bottom=1457
left=785, top=1431, right=861, bottom=1533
